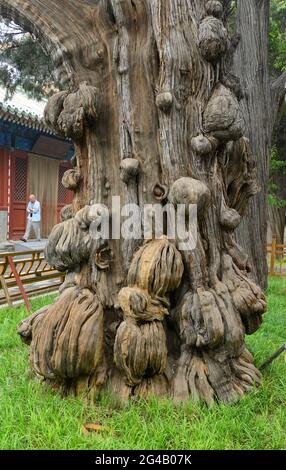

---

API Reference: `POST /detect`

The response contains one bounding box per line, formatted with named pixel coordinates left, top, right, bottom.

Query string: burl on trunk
left=4, top=0, right=266, bottom=405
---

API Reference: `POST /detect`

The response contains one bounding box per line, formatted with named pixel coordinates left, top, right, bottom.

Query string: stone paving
left=0, top=239, right=47, bottom=255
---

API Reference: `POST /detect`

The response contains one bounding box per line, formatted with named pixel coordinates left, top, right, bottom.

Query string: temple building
left=0, top=87, right=73, bottom=241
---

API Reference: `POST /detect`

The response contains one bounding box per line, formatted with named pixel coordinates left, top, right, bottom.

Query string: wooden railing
left=0, top=249, right=64, bottom=307
left=267, top=237, right=286, bottom=276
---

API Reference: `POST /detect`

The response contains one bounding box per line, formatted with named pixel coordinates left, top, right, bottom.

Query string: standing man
left=21, top=194, right=41, bottom=242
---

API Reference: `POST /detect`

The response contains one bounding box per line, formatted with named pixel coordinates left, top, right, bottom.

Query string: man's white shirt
left=27, top=201, right=41, bottom=222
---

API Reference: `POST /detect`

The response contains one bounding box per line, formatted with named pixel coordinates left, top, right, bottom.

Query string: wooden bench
left=0, top=249, right=64, bottom=307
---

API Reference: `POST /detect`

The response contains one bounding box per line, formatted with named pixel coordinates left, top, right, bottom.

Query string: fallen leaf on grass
left=82, top=426, right=90, bottom=436
left=82, top=423, right=110, bottom=435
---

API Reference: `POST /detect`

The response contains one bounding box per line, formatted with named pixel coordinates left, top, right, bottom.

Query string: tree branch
left=270, top=70, right=286, bottom=131
left=0, top=0, right=107, bottom=87
left=271, top=71, right=286, bottom=103
left=0, top=1, right=92, bottom=38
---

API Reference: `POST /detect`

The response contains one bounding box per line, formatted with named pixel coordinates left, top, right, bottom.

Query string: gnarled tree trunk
left=268, top=102, right=286, bottom=245
left=234, top=0, right=286, bottom=289
left=1, top=0, right=267, bottom=405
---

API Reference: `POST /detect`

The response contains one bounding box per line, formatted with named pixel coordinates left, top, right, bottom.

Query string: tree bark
left=233, top=0, right=286, bottom=289
left=269, top=206, right=285, bottom=244
left=268, top=101, right=286, bottom=244
left=2, top=0, right=267, bottom=405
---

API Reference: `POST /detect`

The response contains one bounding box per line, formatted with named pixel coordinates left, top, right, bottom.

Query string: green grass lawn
left=0, top=278, right=285, bottom=450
